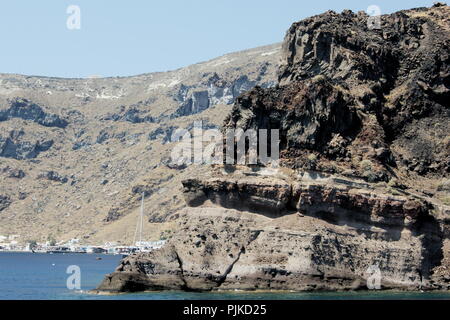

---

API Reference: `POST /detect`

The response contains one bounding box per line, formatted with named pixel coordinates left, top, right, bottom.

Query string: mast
left=139, top=192, right=144, bottom=244
left=133, top=212, right=139, bottom=246
left=132, top=192, right=145, bottom=246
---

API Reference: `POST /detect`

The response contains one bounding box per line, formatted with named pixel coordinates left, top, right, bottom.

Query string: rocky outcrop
left=97, top=166, right=450, bottom=292
left=182, top=174, right=432, bottom=223
left=182, top=177, right=293, bottom=214
left=0, top=98, right=68, bottom=128
left=37, top=171, right=69, bottom=184
left=148, top=126, right=178, bottom=144
left=1, top=166, right=26, bottom=179
left=225, top=78, right=362, bottom=165
left=97, top=5, right=450, bottom=293
left=0, top=129, right=54, bottom=160
left=97, top=201, right=449, bottom=292
left=175, top=90, right=210, bottom=117
left=0, top=195, right=11, bottom=212
left=225, top=4, right=450, bottom=178
left=172, top=74, right=273, bottom=118
left=101, top=107, right=155, bottom=124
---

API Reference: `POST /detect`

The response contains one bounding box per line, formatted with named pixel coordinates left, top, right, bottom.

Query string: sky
left=0, top=0, right=435, bottom=78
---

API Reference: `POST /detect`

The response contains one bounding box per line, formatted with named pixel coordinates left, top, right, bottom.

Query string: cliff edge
left=97, top=4, right=450, bottom=293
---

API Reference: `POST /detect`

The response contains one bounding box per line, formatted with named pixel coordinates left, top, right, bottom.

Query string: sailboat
left=118, top=192, right=163, bottom=257
left=132, top=192, right=149, bottom=253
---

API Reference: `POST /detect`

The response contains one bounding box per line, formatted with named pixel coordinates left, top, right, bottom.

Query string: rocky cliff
left=97, top=4, right=450, bottom=293
left=226, top=4, right=449, bottom=179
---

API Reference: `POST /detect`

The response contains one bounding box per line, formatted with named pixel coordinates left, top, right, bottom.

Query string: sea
left=0, top=252, right=449, bottom=300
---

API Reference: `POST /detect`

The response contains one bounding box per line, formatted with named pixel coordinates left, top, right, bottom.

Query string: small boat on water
left=46, top=246, right=71, bottom=254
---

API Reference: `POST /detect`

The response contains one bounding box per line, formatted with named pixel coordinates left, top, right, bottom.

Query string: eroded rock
left=0, top=195, right=11, bottom=212
left=96, top=5, right=450, bottom=293
left=0, top=98, right=68, bottom=128
left=0, top=129, right=54, bottom=160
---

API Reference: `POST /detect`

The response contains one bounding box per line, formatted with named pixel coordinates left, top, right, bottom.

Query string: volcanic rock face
left=0, top=98, right=68, bottom=128
left=98, top=167, right=449, bottom=292
left=182, top=173, right=432, bottom=223
left=0, top=195, right=11, bottom=212
left=0, top=128, right=54, bottom=160
left=225, top=79, right=361, bottom=158
left=173, top=75, right=265, bottom=118
left=226, top=4, right=450, bottom=178
left=97, top=5, right=450, bottom=293
left=182, top=177, right=293, bottom=214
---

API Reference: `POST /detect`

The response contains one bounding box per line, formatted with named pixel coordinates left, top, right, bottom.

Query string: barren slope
left=0, top=44, right=281, bottom=244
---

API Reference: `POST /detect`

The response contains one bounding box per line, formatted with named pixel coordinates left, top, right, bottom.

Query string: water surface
left=0, top=252, right=449, bottom=300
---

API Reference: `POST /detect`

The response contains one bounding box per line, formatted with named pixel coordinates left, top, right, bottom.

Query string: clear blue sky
left=0, top=0, right=434, bottom=78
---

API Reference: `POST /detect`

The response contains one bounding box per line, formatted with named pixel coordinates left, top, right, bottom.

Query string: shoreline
left=88, top=288, right=450, bottom=297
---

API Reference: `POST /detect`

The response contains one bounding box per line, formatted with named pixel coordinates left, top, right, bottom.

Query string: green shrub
left=442, top=196, right=450, bottom=206
left=360, top=159, right=373, bottom=171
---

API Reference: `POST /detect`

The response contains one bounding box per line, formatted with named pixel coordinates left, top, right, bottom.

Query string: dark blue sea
left=0, top=252, right=449, bottom=300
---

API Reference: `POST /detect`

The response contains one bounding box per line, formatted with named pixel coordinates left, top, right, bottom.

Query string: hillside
left=0, top=43, right=281, bottom=244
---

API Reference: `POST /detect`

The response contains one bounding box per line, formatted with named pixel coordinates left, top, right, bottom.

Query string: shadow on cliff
left=411, top=214, right=444, bottom=280
left=309, top=208, right=404, bottom=241
left=310, top=207, right=444, bottom=281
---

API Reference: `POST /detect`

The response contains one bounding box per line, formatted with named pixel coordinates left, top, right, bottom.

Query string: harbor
left=0, top=238, right=166, bottom=255
left=0, top=193, right=166, bottom=256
